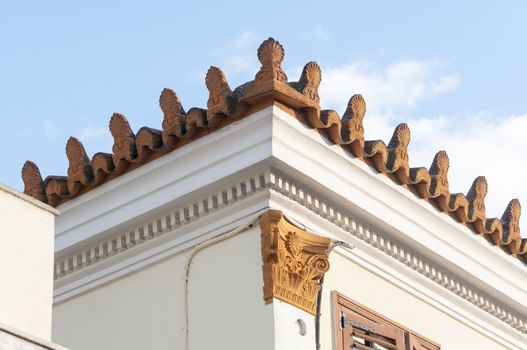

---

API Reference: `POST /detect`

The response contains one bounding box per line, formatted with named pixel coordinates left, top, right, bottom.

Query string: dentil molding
left=53, top=167, right=527, bottom=335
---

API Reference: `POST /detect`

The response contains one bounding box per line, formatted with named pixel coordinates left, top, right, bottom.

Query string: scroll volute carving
left=205, top=66, right=233, bottom=121
left=386, top=123, right=411, bottom=183
left=500, top=199, right=522, bottom=255
left=466, top=176, right=488, bottom=232
left=260, top=210, right=331, bottom=315
left=66, top=137, right=94, bottom=194
left=21, top=161, right=47, bottom=203
left=298, top=61, right=321, bottom=104
left=109, top=113, right=137, bottom=169
left=255, top=38, right=288, bottom=83
left=341, top=94, right=366, bottom=157
left=159, top=88, right=186, bottom=143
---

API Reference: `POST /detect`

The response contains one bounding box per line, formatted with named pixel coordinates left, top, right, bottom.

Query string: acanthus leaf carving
left=21, top=161, right=47, bottom=203
left=260, top=210, right=331, bottom=315
left=255, top=38, right=287, bottom=83
left=298, top=61, right=321, bottom=103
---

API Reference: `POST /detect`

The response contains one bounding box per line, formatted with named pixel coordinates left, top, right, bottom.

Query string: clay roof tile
left=21, top=37, right=525, bottom=264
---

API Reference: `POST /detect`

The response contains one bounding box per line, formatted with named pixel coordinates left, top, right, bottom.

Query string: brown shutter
left=407, top=334, right=426, bottom=350
left=334, top=293, right=441, bottom=350
left=341, top=311, right=406, bottom=350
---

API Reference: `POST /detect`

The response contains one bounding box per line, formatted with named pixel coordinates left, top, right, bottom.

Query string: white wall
left=52, top=226, right=275, bottom=350
left=0, top=185, right=57, bottom=341
left=319, top=253, right=511, bottom=350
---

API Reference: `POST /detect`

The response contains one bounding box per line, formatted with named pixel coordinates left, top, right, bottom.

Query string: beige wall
left=52, top=226, right=275, bottom=350
left=320, top=253, right=510, bottom=350
left=0, top=185, right=57, bottom=341
left=52, top=222, right=517, bottom=350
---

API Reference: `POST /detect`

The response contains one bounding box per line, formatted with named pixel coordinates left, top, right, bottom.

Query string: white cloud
left=74, top=125, right=113, bottom=158
left=319, top=59, right=526, bottom=233
left=227, top=55, right=257, bottom=73
left=320, top=60, right=460, bottom=114
left=208, top=31, right=261, bottom=79
left=235, top=31, right=257, bottom=48
left=79, top=126, right=106, bottom=139
left=408, top=113, right=527, bottom=230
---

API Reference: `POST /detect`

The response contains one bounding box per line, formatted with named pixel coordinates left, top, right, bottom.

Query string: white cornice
left=0, top=184, right=59, bottom=215
left=267, top=171, right=527, bottom=346
left=54, top=107, right=274, bottom=256
left=270, top=106, right=527, bottom=316
left=54, top=170, right=270, bottom=282
left=53, top=106, right=527, bottom=345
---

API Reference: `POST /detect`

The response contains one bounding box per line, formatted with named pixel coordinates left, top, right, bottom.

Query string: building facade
left=22, top=38, right=527, bottom=350
left=0, top=184, right=66, bottom=349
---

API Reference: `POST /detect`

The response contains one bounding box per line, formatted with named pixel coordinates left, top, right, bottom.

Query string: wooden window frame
left=333, top=292, right=440, bottom=350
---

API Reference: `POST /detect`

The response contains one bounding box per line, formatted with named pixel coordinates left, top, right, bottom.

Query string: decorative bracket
left=260, top=210, right=331, bottom=315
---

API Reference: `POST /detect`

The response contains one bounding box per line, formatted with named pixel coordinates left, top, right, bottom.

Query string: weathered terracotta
left=21, top=37, right=526, bottom=263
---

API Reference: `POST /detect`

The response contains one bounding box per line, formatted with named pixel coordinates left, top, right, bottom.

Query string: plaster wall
left=0, top=185, right=57, bottom=341
left=319, top=253, right=511, bottom=350
left=52, top=226, right=274, bottom=350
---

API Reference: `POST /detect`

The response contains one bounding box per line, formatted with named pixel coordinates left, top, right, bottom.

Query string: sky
left=1, top=1, right=526, bottom=231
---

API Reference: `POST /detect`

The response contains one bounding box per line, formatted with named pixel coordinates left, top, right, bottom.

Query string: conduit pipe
left=183, top=208, right=269, bottom=350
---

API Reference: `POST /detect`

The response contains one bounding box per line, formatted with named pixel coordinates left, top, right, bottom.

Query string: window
left=334, top=292, right=440, bottom=350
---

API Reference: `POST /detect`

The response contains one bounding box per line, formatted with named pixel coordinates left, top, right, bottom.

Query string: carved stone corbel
left=260, top=210, right=331, bottom=315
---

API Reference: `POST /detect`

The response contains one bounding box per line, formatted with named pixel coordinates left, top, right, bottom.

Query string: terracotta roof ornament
left=428, top=151, right=450, bottom=204
left=109, top=113, right=137, bottom=171
left=20, top=37, right=525, bottom=263
left=297, top=61, right=322, bottom=104
left=159, top=87, right=186, bottom=144
left=340, top=94, right=366, bottom=157
left=21, top=161, right=47, bottom=203
left=498, top=200, right=527, bottom=256
left=255, top=38, right=287, bottom=83
left=66, top=137, right=94, bottom=196
left=386, top=123, right=411, bottom=184
left=206, top=66, right=234, bottom=121
left=466, top=176, right=488, bottom=232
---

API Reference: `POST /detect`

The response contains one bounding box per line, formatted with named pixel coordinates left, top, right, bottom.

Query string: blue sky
left=1, top=1, right=526, bottom=229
